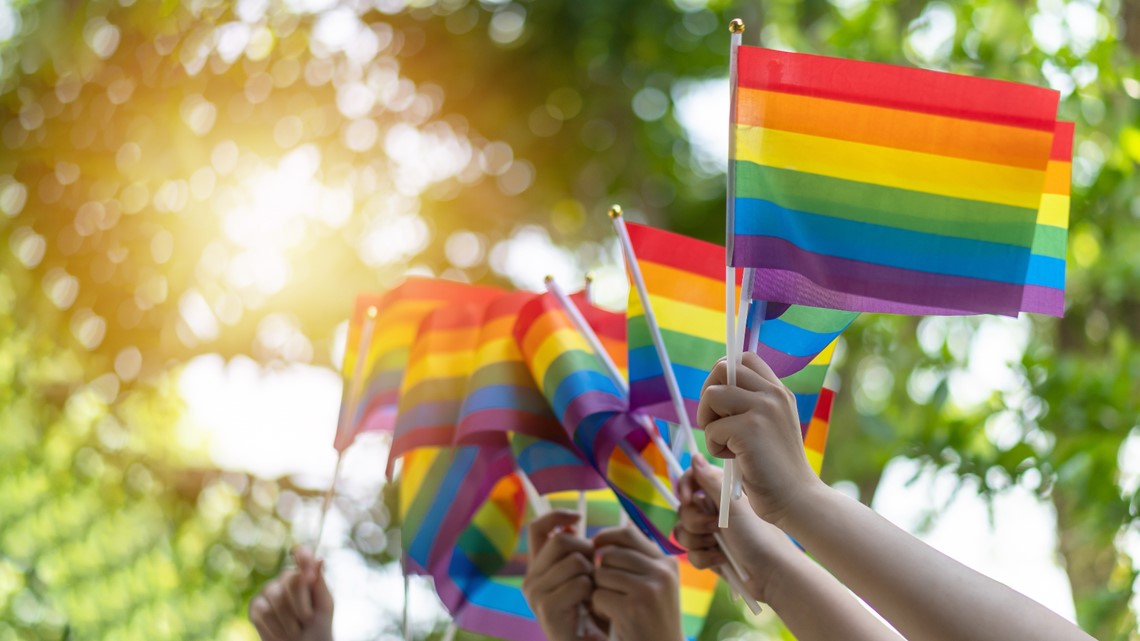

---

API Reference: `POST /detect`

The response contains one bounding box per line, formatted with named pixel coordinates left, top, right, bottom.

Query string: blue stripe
left=550, top=369, right=622, bottom=421
left=628, top=346, right=713, bottom=401
left=448, top=553, right=534, bottom=618
left=516, top=439, right=585, bottom=473
left=1025, top=254, right=1064, bottom=289
left=409, top=448, right=476, bottom=567
left=758, top=317, right=843, bottom=358
left=459, top=385, right=550, bottom=416
left=734, top=197, right=1033, bottom=284
left=794, top=392, right=819, bottom=425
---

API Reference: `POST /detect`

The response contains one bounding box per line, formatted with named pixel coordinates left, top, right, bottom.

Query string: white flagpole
left=316, top=305, right=378, bottom=549
left=609, top=206, right=700, bottom=460
left=721, top=18, right=745, bottom=529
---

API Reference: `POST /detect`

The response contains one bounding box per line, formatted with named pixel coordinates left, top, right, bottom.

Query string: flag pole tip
left=544, top=274, right=555, bottom=284
left=729, top=18, right=745, bottom=33
left=585, top=272, right=595, bottom=284
left=366, top=306, right=378, bottom=319
left=607, top=205, right=623, bottom=219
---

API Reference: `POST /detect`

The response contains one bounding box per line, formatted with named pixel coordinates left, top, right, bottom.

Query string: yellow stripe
left=402, top=352, right=475, bottom=389
left=735, top=125, right=1047, bottom=209
left=808, top=339, right=838, bottom=367
left=529, top=328, right=594, bottom=388
left=639, top=295, right=726, bottom=343
left=607, top=459, right=672, bottom=509
left=805, top=449, right=824, bottom=476
left=1037, top=194, right=1070, bottom=228
left=475, top=336, right=521, bottom=367
left=398, top=448, right=440, bottom=518
left=680, top=585, right=715, bottom=615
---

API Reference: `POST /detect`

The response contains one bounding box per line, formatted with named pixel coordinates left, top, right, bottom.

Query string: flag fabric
left=1021, top=121, right=1074, bottom=316
left=513, top=292, right=681, bottom=553
left=729, top=46, right=1062, bottom=318
left=456, top=291, right=606, bottom=494
left=803, top=385, right=836, bottom=475
left=389, top=302, right=497, bottom=468
left=333, top=293, right=384, bottom=451
left=625, top=223, right=856, bottom=468
left=334, top=278, right=501, bottom=451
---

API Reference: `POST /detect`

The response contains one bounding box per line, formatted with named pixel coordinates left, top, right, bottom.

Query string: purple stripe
left=455, top=408, right=571, bottom=447
left=738, top=236, right=1026, bottom=317
left=388, top=427, right=453, bottom=468
left=457, top=607, right=544, bottom=641
left=1020, top=284, right=1065, bottom=317
left=562, top=390, right=626, bottom=434
left=591, top=414, right=650, bottom=475
left=755, top=343, right=816, bottom=379
left=425, top=448, right=515, bottom=573
left=628, top=378, right=699, bottom=425
left=527, top=464, right=608, bottom=495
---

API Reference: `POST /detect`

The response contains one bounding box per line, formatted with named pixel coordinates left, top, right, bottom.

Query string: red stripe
left=626, top=222, right=745, bottom=284
left=1051, top=121, right=1075, bottom=160
left=812, top=387, right=836, bottom=422
left=736, top=46, right=1059, bottom=131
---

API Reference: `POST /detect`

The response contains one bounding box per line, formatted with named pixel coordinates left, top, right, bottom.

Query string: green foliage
left=1, top=0, right=1138, bottom=639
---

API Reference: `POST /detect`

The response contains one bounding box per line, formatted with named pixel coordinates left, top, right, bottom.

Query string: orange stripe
left=803, top=416, right=830, bottom=454
left=407, top=326, right=483, bottom=356
left=736, top=87, right=1054, bottom=170
left=640, top=261, right=726, bottom=311
left=1043, top=161, right=1071, bottom=196
left=678, top=557, right=718, bottom=589
left=521, top=309, right=573, bottom=361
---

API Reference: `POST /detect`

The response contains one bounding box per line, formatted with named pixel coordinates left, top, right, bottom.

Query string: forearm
left=778, top=484, right=1093, bottom=641
left=763, top=549, right=902, bottom=641
left=714, top=498, right=897, bottom=641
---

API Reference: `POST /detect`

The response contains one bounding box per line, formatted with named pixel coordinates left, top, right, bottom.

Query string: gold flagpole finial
left=729, top=18, right=745, bottom=34
left=585, top=272, right=595, bottom=284
left=608, top=204, right=623, bottom=219
left=366, top=306, right=378, bottom=319
left=544, top=274, right=555, bottom=284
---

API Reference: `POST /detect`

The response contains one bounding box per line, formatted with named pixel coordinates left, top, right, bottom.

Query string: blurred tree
left=0, top=0, right=1137, bottom=639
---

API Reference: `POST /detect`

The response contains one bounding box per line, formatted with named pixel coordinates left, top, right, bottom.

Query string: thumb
left=311, top=562, right=334, bottom=615
left=690, top=455, right=725, bottom=500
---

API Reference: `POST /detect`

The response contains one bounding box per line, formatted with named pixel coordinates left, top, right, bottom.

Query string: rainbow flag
left=729, top=46, right=1062, bottom=318
left=335, top=278, right=501, bottom=451
left=456, top=291, right=606, bottom=494
left=803, top=385, right=836, bottom=475
left=513, top=292, right=681, bottom=552
left=388, top=302, right=497, bottom=467
left=625, top=223, right=856, bottom=450
left=432, top=472, right=541, bottom=641
left=398, top=445, right=517, bottom=576
left=1021, top=121, right=1074, bottom=316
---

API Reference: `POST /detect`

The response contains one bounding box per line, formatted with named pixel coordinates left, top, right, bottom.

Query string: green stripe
left=543, top=350, right=608, bottom=395
left=775, top=306, right=859, bottom=333
left=682, top=612, right=707, bottom=638
left=629, top=322, right=724, bottom=371
left=735, top=161, right=1039, bottom=247
left=456, top=525, right=509, bottom=576
left=470, top=361, right=534, bottom=387
left=399, top=377, right=466, bottom=408
left=781, top=363, right=828, bottom=394
left=401, top=451, right=453, bottom=537
left=1030, top=225, right=1067, bottom=259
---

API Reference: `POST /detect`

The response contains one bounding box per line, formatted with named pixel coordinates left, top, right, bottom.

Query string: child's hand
left=697, top=352, right=823, bottom=526
left=250, top=547, right=334, bottom=641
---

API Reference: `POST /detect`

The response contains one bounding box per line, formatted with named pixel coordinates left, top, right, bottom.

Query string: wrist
left=771, top=477, right=833, bottom=537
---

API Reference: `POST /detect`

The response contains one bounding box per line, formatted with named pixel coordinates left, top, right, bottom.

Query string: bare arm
left=698, top=353, right=1095, bottom=641
left=676, top=456, right=901, bottom=641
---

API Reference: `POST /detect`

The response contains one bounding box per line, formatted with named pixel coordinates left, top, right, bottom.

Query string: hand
left=675, top=454, right=806, bottom=604
left=522, top=510, right=607, bottom=641
left=697, top=352, right=824, bottom=525
left=250, top=547, right=334, bottom=641
left=591, top=526, right=684, bottom=641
